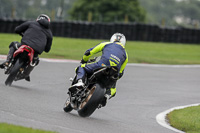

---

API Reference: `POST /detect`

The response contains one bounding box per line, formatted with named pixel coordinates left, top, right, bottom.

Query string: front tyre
left=5, top=58, right=24, bottom=86
left=78, top=84, right=105, bottom=117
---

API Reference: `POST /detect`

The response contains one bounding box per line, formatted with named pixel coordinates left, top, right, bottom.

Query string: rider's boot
left=73, top=79, right=84, bottom=87
left=69, top=66, right=86, bottom=94
left=23, top=65, right=35, bottom=82
left=25, top=76, right=30, bottom=82
left=0, top=61, right=9, bottom=69
left=69, top=79, right=84, bottom=94
left=22, top=56, right=39, bottom=82
left=0, top=47, right=15, bottom=69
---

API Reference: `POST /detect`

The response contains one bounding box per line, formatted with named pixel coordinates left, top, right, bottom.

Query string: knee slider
left=110, top=88, right=116, bottom=97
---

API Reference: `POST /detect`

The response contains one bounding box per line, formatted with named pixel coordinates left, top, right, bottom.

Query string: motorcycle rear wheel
left=78, top=84, right=105, bottom=117
left=5, top=58, right=24, bottom=86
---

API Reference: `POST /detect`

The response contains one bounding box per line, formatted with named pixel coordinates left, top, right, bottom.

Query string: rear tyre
left=5, top=58, right=24, bottom=86
left=63, top=97, right=73, bottom=113
left=78, top=84, right=105, bottom=117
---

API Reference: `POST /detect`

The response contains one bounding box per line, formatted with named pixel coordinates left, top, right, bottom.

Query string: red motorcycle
left=4, top=45, right=36, bottom=86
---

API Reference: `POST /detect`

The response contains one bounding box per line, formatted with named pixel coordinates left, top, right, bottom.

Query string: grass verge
left=0, top=123, right=56, bottom=133
left=167, top=105, right=200, bottom=133
left=0, top=33, right=200, bottom=64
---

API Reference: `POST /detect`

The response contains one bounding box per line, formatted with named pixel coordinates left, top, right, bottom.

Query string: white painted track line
left=156, top=103, right=200, bottom=133
left=1, top=55, right=200, bottom=68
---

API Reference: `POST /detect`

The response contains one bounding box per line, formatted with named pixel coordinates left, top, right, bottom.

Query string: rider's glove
left=80, top=58, right=87, bottom=64
left=84, top=50, right=90, bottom=56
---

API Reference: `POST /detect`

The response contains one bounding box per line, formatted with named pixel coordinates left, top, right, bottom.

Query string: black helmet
left=36, top=14, right=50, bottom=23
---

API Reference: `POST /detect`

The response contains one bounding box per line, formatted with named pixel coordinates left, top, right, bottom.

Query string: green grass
left=0, top=33, right=200, bottom=64
left=0, top=123, right=56, bottom=133
left=167, top=106, right=200, bottom=133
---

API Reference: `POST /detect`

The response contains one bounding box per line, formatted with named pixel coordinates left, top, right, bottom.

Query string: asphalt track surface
left=0, top=59, right=200, bottom=133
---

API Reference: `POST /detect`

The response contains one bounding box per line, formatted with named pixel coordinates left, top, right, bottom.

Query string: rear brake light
left=25, top=47, right=31, bottom=51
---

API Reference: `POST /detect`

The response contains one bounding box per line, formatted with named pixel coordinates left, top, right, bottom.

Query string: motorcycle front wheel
left=5, top=58, right=24, bottom=86
left=63, top=97, right=73, bottom=113
left=78, top=84, right=105, bottom=117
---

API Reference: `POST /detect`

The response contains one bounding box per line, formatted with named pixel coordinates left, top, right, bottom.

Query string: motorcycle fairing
left=13, top=45, right=34, bottom=64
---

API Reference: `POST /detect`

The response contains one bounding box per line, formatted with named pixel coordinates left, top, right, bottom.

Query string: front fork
left=67, top=92, right=77, bottom=109
left=68, top=86, right=89, bottom=110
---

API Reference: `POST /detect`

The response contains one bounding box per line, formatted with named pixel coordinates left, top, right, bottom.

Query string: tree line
left=0, top=0, right=200, bottom=28
left=139, top=0, right=200, bottom=28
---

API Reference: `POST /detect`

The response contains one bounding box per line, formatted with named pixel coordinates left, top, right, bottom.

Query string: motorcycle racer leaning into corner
left=69, top=33, right=128, bottom=108
left=0, top=14, right=53, bottom=81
